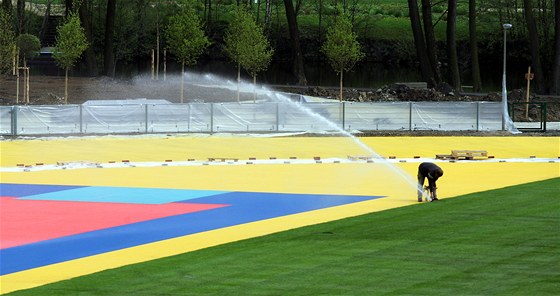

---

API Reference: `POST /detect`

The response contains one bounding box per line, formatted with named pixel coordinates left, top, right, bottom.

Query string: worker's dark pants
left=417, top=173, right=436, bottom=200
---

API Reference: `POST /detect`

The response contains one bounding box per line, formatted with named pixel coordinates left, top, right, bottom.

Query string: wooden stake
left=156, top=35, right=159, bottom=81
left=15, top=51, right=19, bottom=104
left=12, top=45, right=16, bottom=76
left=524, top=66, right=534, bottom=119
left=26, top=67, right=30, bottom=103
left=163, top=49, right=166, bottom=81
left=23, top=63, right=27, bottom=103
left=151, top=49, right=155, bottom=80
left=16, top=68, right=19, bottom=104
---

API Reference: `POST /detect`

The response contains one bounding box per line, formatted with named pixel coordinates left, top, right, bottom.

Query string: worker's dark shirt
left=418, top=162, right=443, bottom=192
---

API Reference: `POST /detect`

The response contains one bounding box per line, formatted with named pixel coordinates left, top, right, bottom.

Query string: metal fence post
left=543, top=102, right=547, bottom=132
left=210, top=103, right=214, bottom=134
left=187, top=103, right=191, bottom=132
left=145, top=104, right=149, bottom=133
left=476, top=102, right=480, bottom=131
left=12, top=106, right=18, bottom=136
left=79, top=104, right=83, bottom=134
left=275, top=102, right=279, bottom=132
left=342, top=102, right=346, bottom=130
left=409, top=102, right=413, bottom=131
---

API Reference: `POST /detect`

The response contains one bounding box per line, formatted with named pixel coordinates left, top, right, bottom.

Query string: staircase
left=40, top=15, right=62, bottom=47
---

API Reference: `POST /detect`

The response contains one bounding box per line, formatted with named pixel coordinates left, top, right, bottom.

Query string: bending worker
left=417, top=162, right=444, bottom=202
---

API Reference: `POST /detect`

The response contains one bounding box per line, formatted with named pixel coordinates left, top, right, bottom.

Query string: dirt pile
left=275, top=83, right=560, bottom=121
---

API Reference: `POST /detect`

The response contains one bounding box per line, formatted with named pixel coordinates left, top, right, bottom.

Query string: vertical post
left=210, top=103, right=214, bottom=134
left=156, top=0, right=160, bottom=80
left=26, top=67, right=30, bottom=103
left=342, top=102, right=346, bottom=130
left=163, top=49, right=167, bottom=81
left=12, top=45, right=16, bottom=76
left=12, top=106, right=18, bottom=136
left=275, top=102, right=279, bottom=132
left=409, top=102, right=413, bottom=131
left=476, top=102, right=480, bottom=131
left=151, top=49, right=154, bottom=80
left=542, top=103, right=547, bottom=132
left=16, top=67, right=19, bottom=104
left=525, top=66, right=532, bottom=119
left=501, top=24, right=512, bottom=131
left=15, top=51, right=19, bottom=104
left=145, top=104, right=149, bottom=133
left=156, top=38, right=159, bottom=81
left=79, top=104, right=83, bottom=133
left=187, top=103, right=191, bottom=132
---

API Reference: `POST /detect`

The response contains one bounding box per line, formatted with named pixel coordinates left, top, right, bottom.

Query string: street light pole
left=502, top=23, right=512, bottom=130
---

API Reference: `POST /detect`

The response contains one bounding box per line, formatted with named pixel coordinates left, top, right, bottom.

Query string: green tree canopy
left=53, top=11, right=88, bottom=104
left=0, top=9, right=15, bottom=75
left=16, top=33, right=41, bottom=63
left=224, top=7, right=274, bottom=79
left=321, top=12, right=364, bottom=75
left=165, top=2, right=210, bottom=68
left=224, top=7, right=274, bottom=101
left=165, top=0, right=210, bottom=103
left=321, top=12, right=365, bottom=100
left=53, top=12, right=88, bottom=70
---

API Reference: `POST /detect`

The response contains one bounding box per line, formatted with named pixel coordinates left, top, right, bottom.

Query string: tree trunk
left=339, top=70, right=344, bottom=101
left=318, top=0, right=323, bottom=43
left=253, top=75, right=257, bottom=102
left=64, top=0, right=72, bottom=16
left=103, top=0, right=116, bottom=77
left=407, top=0, right=435, bottom=87
left=283, top=0, right=307, bottom=85
left=265, top=0, right=272, bottom=33
left=468, top=0, right=482, bottom=92
left=237, top=62, right=240, bottom=102
left=256, top=0, right=261, bottom=22
left=181, top=62, right=185, bottom=103
left=206, top=0, right=212, bottom=34
left=447, top=0, right=461, bottom=90
left=78, top=1, right=98, bottom=76
left=553, top=0, right=560, bottom=95
left=16, top=0, right=24, bottom=34
left=523, top=0, right=545, bottom=94
left=421, top=0, right=441, bottom=83
left=1, top=0, right=12, bottom=13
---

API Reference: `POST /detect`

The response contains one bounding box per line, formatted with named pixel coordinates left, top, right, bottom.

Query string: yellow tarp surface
left=1, top=136, right=558, bottom=293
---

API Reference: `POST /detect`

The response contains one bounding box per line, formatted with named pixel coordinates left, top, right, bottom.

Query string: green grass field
left=7, top=178, right=560, bottom=295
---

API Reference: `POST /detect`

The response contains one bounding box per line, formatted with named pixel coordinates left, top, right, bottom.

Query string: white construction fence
left=0, top=101, right=505, bottom=136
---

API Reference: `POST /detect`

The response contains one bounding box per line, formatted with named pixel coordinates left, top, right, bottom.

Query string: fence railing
left=0, top=101, right=504, bottom=136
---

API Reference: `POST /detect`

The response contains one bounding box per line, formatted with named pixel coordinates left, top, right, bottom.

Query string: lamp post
left=502, top=23, right=512, bottom=130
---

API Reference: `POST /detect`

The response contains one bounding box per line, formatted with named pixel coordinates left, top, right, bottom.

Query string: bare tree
left=1, top=0, right=12, bottom=13
left=447, top=0, right=461, bottom=90
left=523, top=0, right=545, bottom=93
left=103, top=0, right=116, bottom=76
left=407, top=0, right=436, bottom=87
left=17, top=0, right=24, bottom=34
left=265, top=0, right=272, bottom=32
left=283, top=0, right=307, bottom=85
left=553, top=0, right=560, bottom=95
left=469, top=0, right=482, bottom=92
left=421, top=0, right=441, bottom=83
left=78, top=0, right=98, bottom=76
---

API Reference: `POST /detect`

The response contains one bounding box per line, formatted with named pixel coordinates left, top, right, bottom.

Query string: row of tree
left=1, top=0, right=559, bottom=95
left=1, top=0, right=364, bottom=102
left=408, top=0, right=560, bottom=95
